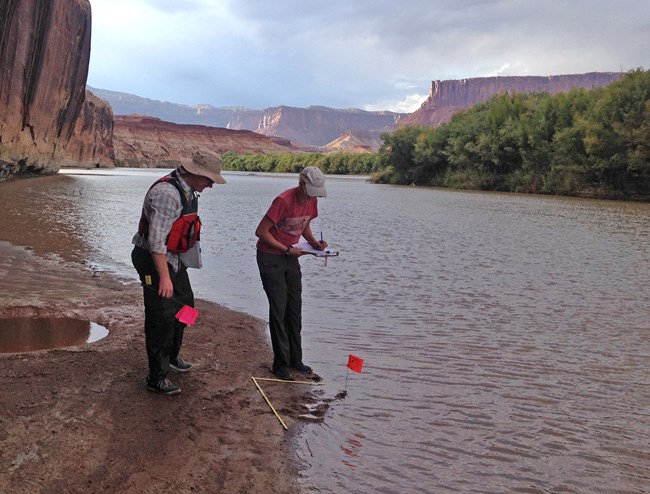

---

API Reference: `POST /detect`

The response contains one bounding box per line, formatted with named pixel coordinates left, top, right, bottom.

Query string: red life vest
left=138, top=171, right=201, bottom=254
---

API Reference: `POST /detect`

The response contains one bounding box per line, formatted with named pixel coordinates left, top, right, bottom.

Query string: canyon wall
left=400, top=72, right=624, bottom=127
left=63, top=90, right=115, bottom=167
left=90, top=88, right=403, bottom=148
left=0, top=0, right=114, bottom=181
left=112, top=115, right=298, bottom=167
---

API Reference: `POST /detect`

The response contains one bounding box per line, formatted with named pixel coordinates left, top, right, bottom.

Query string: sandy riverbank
left=0, top=240, right=325, bottom=493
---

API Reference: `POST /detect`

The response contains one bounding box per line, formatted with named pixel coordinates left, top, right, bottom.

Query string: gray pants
left=256, top=250, right=303, bottom=373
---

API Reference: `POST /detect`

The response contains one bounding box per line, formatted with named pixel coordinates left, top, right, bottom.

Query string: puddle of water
left=0, top=317, right=109, bottom=353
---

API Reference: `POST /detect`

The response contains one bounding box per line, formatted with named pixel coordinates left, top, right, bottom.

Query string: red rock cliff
left=0, top=0, right=114, bottom=180
left=113, top=115, right=298, bottom=167
left=400, top=72, right=624, bottom=127
left=63, top=90, right=115, bottom=167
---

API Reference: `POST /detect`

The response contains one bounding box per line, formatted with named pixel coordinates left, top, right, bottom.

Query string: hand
left=289, top=247, right=305, bottom=257
left=158, top=276, right=174, bottom=298
left=315, top=240, right=328, bottom=250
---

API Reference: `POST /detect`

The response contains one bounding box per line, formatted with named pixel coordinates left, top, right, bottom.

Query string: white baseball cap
left=299, top=166, right=327, bottom=197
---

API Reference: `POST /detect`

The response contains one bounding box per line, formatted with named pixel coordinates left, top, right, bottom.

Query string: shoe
left=147, top=378, right=181, bottom=395
left=272, top=368, right=294, bottom=381
left=292, top=362, right=312, bottom=373
left=170, top=356, right=192, bottom=373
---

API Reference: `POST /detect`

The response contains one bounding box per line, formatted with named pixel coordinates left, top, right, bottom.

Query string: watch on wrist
left=284, top=246, right=291, bottom=256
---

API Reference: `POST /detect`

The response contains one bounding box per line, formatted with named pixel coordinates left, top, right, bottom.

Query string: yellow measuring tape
left=251, top=376, right=325, bottom=430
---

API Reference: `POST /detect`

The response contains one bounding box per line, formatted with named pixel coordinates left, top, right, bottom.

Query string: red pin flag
left=347, top=354, right=364, bottom=373
left=175, top=305, right=199, bottom=326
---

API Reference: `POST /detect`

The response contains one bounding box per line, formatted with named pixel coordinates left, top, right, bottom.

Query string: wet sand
left=0, top=236, right=321, bottom=492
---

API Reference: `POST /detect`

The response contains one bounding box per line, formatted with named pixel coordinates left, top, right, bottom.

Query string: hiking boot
left=272, top=368, right=294, bottom=381
left=147, top=378, right=181, bottom=395
left=170, top=356, right=192, bottom=373
left=292, top=362, right=313, bottom=373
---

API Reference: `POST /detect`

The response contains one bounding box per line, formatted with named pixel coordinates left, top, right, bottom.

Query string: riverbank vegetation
left=223, top=69, right=649, bottom=200
left=222, top=151, right=382, bottom=175
left=375, top=69, right=649, bottom=199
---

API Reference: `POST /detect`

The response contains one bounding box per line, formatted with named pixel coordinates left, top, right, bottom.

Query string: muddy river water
left=2, top=169, right=649, bottom=493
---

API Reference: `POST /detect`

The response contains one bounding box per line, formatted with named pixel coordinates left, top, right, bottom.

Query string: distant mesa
left=400, top=72, right=624, bottom=127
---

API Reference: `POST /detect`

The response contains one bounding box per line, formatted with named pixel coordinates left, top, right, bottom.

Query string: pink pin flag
left=347, top=354, right=364, bottom=373
left=175, top=305, right=199, bottom=326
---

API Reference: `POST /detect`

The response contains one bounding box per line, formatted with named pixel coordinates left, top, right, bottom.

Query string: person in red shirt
left=255, top=167, right=328, bottom=381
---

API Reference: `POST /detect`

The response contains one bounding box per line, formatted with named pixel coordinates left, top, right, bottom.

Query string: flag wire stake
left=343, top=368, right=350, bottom=408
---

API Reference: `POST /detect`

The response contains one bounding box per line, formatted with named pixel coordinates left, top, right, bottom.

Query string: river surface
left=3, top=168, right=650, bottom=493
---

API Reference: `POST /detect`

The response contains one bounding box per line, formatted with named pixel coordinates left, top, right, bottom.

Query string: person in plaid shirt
left=132, top=150, right=225, bottom=395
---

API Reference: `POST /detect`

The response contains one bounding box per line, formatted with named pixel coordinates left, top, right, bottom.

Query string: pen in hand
left=317, top=231, right=328, bottom=250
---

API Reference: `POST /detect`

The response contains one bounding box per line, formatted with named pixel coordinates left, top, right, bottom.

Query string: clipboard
left=292, top=241, right=339, bottom=257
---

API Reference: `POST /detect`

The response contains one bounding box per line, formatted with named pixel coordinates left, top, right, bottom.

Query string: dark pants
left=256, top=250, right=303, bottom=373
left=131, top=246, right=194, bottom=382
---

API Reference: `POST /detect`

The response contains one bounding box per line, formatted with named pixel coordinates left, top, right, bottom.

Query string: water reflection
left=341, top=432, right=365, bottom=468
left=0, top=317, right=109, bottom=353
left=0, top=175, right=90, bottom=263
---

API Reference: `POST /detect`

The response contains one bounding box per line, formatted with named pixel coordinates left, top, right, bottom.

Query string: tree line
left=222, top=151, right=382, bottom=175
left=222, top=69, right=649, bottom=200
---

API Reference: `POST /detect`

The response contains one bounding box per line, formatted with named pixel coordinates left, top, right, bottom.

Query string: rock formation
left=89, top=87, right=404, bottom=148
left=0, top=0, right=114, bottom=181
left=63, top=90, right=115, bottom=168
left=112, top=115, right=298, bottom=167
left=253, top=106, right=401, bottom=146
left=400, top=72, right=624, bottom=127
left=324, top=131, right=384, bottom=153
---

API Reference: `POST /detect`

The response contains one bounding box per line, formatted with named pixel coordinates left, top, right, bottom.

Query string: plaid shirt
left=132, top=170, right=196, bottom=272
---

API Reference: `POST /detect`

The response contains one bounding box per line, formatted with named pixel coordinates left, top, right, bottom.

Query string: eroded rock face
left=112, top=115, right=298, bottom=167
left=62, top=90, right=115, bottom=168
left=400, top=72, right=624, bottom=127
left=89, top=87, right=405, bottom=148
left=0, top=0, right=114, bottom=180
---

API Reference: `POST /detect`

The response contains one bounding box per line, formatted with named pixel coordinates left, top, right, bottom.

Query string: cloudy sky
left=87, top=0, right=648, bottom=113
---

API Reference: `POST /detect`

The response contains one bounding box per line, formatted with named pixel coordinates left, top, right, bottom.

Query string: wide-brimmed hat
left=179, top=150, right=226, bottom=184
left=300, top=166, right=327, bottom=197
